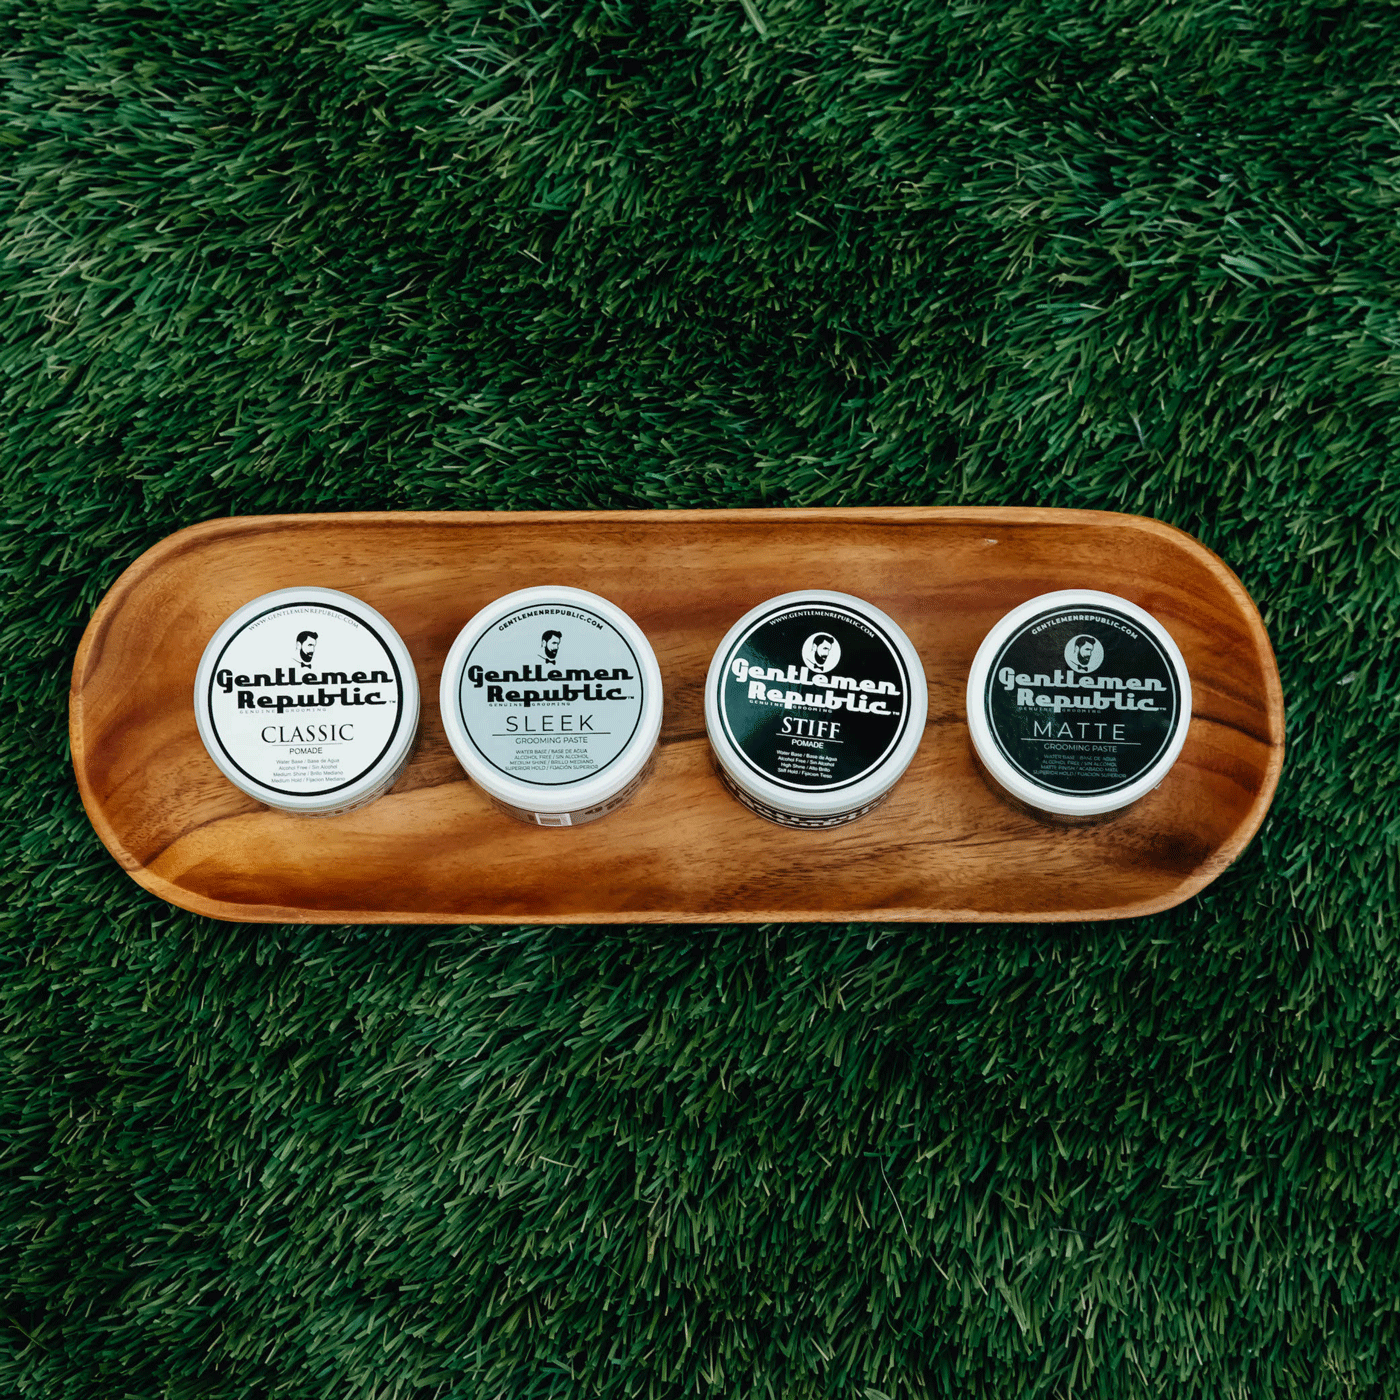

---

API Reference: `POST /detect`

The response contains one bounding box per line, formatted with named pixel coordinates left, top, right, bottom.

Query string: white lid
left=439, top=586, right=663, bottom=815
left=193, top=586, right=420, bottom=814
left=966, top=589, right=1192, bottom=817
left=705, top=590, right=928, bottom=818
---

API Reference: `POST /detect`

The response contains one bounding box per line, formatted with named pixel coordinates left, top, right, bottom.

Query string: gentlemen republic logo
left=203, top=601, right=407, bottom=794
left=1064, top=633, right=1105, bottom=674
left=214, top=628, right=394, bottom=717
left=462, top=623, right=636, bottom=708
left=994, top=624, right=1168, bottom=715
left=719, top=605, right=912, bottom=791
left=728, top=630, right=899, bottom=716
left=985, top=607, right=1181, bottom=796
left=456, top=604, right=645, bottom=786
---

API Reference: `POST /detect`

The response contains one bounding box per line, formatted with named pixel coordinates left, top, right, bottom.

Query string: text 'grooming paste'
left=966, top=589, right=1192, bottom=820
left=705, top=590, right=927, bottom=828
left=194, top=586, right=421, bottom=816
left=439, top=586, right=662, bottom=827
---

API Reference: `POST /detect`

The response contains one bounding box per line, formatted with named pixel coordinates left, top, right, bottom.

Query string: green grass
left=3, top=0, right=1400, bottom=1395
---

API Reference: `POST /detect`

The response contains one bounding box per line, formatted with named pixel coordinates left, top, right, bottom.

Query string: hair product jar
left=193, top=586, right=421, bottom=816
left=966, top=589, right=1192, bottom=821
left=439, top=586, right=663, bottom=827
left=705, top=590, right=927, bottom=828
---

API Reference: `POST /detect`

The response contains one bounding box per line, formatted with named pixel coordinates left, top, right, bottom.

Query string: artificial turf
left=3, top=0, right=1400, bottom=1395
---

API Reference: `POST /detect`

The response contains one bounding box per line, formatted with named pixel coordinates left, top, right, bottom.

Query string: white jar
left=966, top=589, right=1192, bottom=820
left=705, top=590, right=928, bottom=828
left=439, top=586, right=663, bottom=827
left=193, top=586, right=421, bottom=816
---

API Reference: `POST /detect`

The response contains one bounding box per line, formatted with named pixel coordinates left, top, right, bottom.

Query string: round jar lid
left=439, top=586, right=663, bottom=816
left=705, top=590, right=928, bottom=819
left=966, top=589, right=1192, bottom=817
left=193, top=586, right=420, bottom=814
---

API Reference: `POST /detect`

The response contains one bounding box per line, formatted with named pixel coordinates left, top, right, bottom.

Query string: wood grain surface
left=69, top=508, right=1284, bottom=923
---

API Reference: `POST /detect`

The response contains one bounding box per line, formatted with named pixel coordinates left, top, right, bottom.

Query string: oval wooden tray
left=70, top=508, right=1284, bottom=924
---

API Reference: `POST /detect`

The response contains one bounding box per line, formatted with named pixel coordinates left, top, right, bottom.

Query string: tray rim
left=70, top=506, right=1286, bottom=924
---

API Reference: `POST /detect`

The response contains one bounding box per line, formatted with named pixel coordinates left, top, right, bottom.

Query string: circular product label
left=717, top=601, right=912, bottom=792
left=984, top=604, right=1182, bottom=796
left=205, top=601, right=406, bottom=798
left=456, top=603, right=645, bottom=788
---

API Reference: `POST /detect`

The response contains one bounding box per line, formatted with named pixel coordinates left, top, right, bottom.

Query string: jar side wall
left=710, top=749, right=890, bottom=829
left=476, top=753, right=656, bottom=827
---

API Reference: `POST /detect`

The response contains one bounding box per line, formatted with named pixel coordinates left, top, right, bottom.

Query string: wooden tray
left=70, top=509, right=1284, bottom=924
